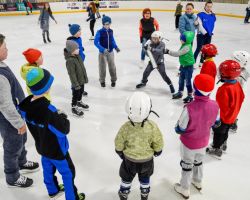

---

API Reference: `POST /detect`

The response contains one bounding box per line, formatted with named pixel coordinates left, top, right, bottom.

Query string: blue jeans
left=178, top=65, right=193, bottom=94
left=141, top=38, right=147, bottom=61
left=0, top=119, right=27, bottom=184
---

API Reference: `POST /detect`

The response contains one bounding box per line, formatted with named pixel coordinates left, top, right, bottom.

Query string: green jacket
left=64, top=49, right=88, bottom=89
left=115, top=120, right=164, bottom=162
left=175, top=4, right=183, bottom=16
left=179, top=31, right=195, bottom=66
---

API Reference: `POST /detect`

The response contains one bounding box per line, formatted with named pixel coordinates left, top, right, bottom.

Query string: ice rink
left=0, top=10, right=250, bottom=200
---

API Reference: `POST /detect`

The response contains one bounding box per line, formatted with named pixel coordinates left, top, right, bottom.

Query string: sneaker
left=136, top=82, right=146, bottom=89
left=141, top=188, right=150, bottom=200
left=206, top=146, right=222, bottom=159
left=174, top=183, right=190, bottom=199
left=192, top=181, right=202, bottom=191
left=118, top=190, right=130, bottom=200
left=72, top=106, right=84, bottom=117
left=49, top=184, right=65, bottom=199
left=169, top=84, right=175, bottom=94
left=20, top=161, right=39, bottom=173
left=172, top=92, right=183, bottom=99
left=82, top=91, right=88, bottom=96
left=8, top=175, right=33, bottom=188
left=77, top=101, right=89, bottom=110
left=183, top=95, right=193, bottom=104
left=111, top=82, right=116, bottom=87
left=101, top=82, right=106, bottom=87
left=78, top=193, right=85, bottom=200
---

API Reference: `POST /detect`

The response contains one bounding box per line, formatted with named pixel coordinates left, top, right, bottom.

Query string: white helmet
left=125, top=92, right=152, bottom=123
left=151, top=31, right=163, bottom=41
left=231, top=51, right=250, bottom=67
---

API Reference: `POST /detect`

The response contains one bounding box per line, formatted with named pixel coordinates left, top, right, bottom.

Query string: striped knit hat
left=26, top=68, right=54, bottom=95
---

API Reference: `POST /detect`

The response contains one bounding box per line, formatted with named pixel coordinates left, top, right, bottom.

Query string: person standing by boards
left=174, top=1, right=183, bottom=30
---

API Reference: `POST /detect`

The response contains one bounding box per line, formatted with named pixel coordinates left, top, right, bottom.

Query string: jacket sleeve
left=216, top=88, right=229, bottom=119
left=66, top=60, right=80, bottom=89
left=111, top=34, right=118, bottom=49
left=168, top=46, right=190, bottom=57
left=49, top=13, right=56, bottom=21
left=154, top=19, right=160, bottom=31
left=0, top=75, right=25, bottom=130
left=179, top=15, right=185, bottom=34
left=94, top=30, right=105, bottom=53
left=197, top=17, right=207, bottom=35
left=115, top=124, right=126, bottom=152
left=151, top=122, right=164, bottom=153
left=48, top=106, right=70, bottom=137
left=175, top=107, right=189, bottom=134
left=139, top=21, right=143, bottom=38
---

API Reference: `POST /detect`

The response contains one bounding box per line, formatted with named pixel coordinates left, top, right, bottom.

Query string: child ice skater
left=94, top=15, right=120, bottom=88
left=115, top=91, right=164, bottom=200
left=38, top=2, right=57, bottom=43
left=174, top=74, right=219, bottom=199
left=200, top=44, right=218, bottom=79
left=136, top=31, right=175, bottom=96
left=206, top=60, right=245, bottom=158
left=18, top=68, right=85, bottom=200
left=68, top=24, right=88, bottom=95
left=21, top=48, right=51, bottom=101
left=230, top=51, right=249, bottom=132
left=165, top=31, right=195, bottom=103
left=64, top=40, right=89, bottom=117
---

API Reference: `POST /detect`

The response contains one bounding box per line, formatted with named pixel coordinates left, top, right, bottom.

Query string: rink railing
left=0, top=1, right=247, bottom=18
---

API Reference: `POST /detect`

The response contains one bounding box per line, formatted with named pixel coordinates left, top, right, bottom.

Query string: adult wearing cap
left=0, top=34, right=39, bottom=188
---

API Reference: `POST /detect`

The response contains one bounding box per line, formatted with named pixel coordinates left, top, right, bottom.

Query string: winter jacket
left=139, top=17, right=159, bottom=41
left=67, top=36, right=85, bottom=62
left=200, top=58, right=217, bottom=79
left=179, top=13, right=197, bottom=34
left=64, top=49, right=88, bottom=89
left=20, top=63, right=51, bottom=101
left=94, top=27, right=118, bottom=53
left=0, top=62, right=25, bottom=129
left=147, top=41, right=165, bottom=65
left=87, top=6, right=95, bottom=21
left=18, top=96, right=70, bottom=160
left=197, top=12, right=216, bottom=36
left=175, top=4, right=183, bottom=16
left=38, top=9, right=56, bottom=31
left=175, top=95, right=219, bottom=149
left=216, top=81, right=245, bottom=124
left=115, top=120, right=164, bottom=163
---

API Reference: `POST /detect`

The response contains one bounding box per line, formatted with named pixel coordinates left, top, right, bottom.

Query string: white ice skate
left=174, top=183, right=190, bottom=199
left=192, top=180, right=202, bottom=191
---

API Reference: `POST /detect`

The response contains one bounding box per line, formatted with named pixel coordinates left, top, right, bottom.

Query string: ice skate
left=118, top=190, right=129, bottom=200
left=174, top=183, right=190, bottom=199
left=136, top=82, right=146, bottom=89
left=77, top=101, right=89, bottom=110
left=49, top=184, right=65, bottom=200
left=172, top=91, right=183, bottom=99
left=206, top=146, right=222, bottom=159
left=183, top=95, right=193, bottom=104
left=192, top=180, right=202, bottom=191
left=7, top=175, right=33, bottom=188
left=72, top=106, right=84, bottom=117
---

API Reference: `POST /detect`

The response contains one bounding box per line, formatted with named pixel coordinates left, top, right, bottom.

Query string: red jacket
left=216, top=81, right=245, bottom=124
left=200, top=58, right=217, bottom=79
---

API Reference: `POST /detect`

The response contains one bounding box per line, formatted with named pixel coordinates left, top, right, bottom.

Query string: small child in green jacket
left=115, top=91, right=164, bottom=200
left=64, top=40, right=89, bottom=117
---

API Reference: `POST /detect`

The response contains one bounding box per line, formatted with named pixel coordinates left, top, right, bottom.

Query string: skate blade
left=20, top=168, right=40, bottom=174
left=174, top=187, right=189, bottom=199
left=50, top=191, right=65, bottom=200
left=191, top=183, right=202, bottom=192
left=206, top=153, right=222, bottom=160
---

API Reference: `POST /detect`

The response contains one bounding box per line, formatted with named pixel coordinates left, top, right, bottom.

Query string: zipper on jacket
left=106, top=29, right=110, bottom=52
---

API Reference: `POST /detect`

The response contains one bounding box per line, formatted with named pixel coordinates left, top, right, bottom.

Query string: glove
left=115, top=150, right=124, bottom=159
left=154, top=151, right=162, bottom=157
left=115, top=47, right=121, bottom=53
left=103, top=49, right=109, bottom=56
left=57, top=109, right=68, bottom=119
left=164, top=49, right=170, bottom=54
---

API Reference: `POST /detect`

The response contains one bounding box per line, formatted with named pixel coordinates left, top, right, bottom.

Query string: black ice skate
left=221, top=141, right=227, bottom=152
left=101, top=82, right=106, bottom=87
left=111, top=82, right=116, bottom=87
left=20, top=161, right=39, bottom=173
left=206, top=146, right=222, bottom=159
left=49, top=184, right=65, bottom=199
left=118, top=190, right=130, bottom=200
left=183, top=95, right=193, bottom=104
left=136, top=82, right=146, bottom=89
left=172, top=92, right=183, bottom=99
left=141, top=188, right=150, bottom=200
left=78, top=193, right=85, bottom=200
left=77, top=101, right=89, bottom=110
left=82, top=91, right=88, bottom=96
left=72, top=106, right=84, bottom=117
left=8, top=175, right=33, bottom=188
left=230, top=119, right=238, bottom=133
left=169, top=84, right=175, bottom=94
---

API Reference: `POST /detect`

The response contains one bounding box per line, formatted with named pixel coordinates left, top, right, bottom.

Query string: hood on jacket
left=183, top=31, right=195, bottom=44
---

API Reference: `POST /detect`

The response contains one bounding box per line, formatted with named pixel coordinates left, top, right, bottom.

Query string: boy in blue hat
left=94, top=15, right=120, bottom=87
left=18, top=68, right=85, bottom=200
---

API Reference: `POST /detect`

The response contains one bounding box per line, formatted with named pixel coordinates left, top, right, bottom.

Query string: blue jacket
left=67, top=36, right=85, bottom=62
left=94, top=27, right=118, bottom=53
left=197, top=12, right=216, bottom=36
left=179, top=13, right=197, bottom=34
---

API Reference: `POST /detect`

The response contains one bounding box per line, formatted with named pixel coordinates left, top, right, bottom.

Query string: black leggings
left=212, top=122, right=231, bottom=149
left=90, top=19, right=96, bottom=36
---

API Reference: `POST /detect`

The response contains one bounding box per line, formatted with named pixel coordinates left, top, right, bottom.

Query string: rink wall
left=0, top=1, right=247, bottom=18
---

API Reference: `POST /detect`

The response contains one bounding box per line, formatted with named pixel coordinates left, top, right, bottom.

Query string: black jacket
left=18, top=96, right=70, bottom=160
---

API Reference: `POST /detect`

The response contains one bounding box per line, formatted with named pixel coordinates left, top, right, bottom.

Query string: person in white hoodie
left=244, top=0, right=250, bottom=24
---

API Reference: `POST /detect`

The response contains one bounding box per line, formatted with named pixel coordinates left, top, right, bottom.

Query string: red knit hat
left=194, top=74, right=215, bottom=96
left=23, top=48, right=42, bottom=64
left=142, top=8, right=151, bottom=17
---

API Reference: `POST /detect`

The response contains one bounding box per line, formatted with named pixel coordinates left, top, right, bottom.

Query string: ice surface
left=0, top=11, right=250, bottom=200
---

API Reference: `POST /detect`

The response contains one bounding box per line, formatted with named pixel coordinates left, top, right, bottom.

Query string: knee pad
left=120, top=180, right=131, bottom=191
left=180, top=160, right=193, bottom=171
left=194, top=161, right=202, bottom=167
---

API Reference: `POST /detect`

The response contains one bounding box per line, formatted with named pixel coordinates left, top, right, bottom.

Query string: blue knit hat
left=26, top=68, right=54, bottom=96
left=102, top=15, right=112, bottom=25
left=69, top=24, right=81, bottom=36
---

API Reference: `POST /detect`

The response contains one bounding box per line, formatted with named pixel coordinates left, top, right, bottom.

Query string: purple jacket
left=180, top=95, right=219, bottom=149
